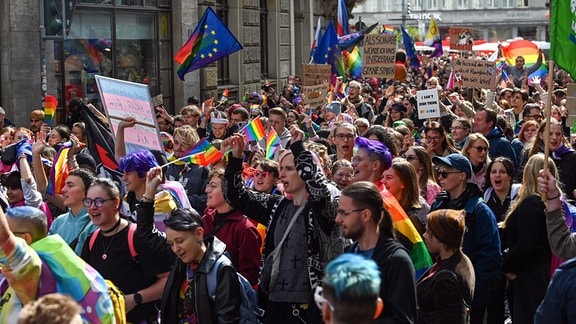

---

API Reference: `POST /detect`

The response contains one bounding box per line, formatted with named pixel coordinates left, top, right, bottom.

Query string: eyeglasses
left=471, top=146, right=488, bottom=152
left=336, top=208, right=364, bottom=217
left=403, top=155, right=418, bottom=162
left=206, top=182, right=220, bottom=190
left=334, top=172, right=354, bottom=179
left=436, top=170, right=462, bottom=178
left=314, top=286, right=335, bottom=312
left=254, top=170, right=270, bottom=178
left=450, top=126, right=467, bottom=131
left=349, top=86, right=360, bottom=90
left=83, top=198, right=115, bottom=208
left=426, top=136, right=442, bottom=142
left=335, top=134, right=355, bottom=140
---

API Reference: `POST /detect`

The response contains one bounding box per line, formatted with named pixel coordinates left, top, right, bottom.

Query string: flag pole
left=160, top=156, right=189, bottom=168
left=542, top=59, right=555, bottom=200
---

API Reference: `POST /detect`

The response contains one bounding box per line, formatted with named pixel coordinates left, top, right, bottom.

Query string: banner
left=362, top=34, right=396, bottom=78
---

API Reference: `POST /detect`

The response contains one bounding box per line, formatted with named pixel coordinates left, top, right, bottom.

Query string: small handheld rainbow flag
left=249, top=104, right=260, bottom=114
left=44, top=95, right=58, bottom=126
left=382, top=25, right=395, bottom=35
left=219, top=88, right=229, bottom=103
left=182, top=138, right=223, bottom=166
left=266, top=128, right=281, bottom=160
left=243, top=117, right=266, bottom=142
left=46, top=141, right=73, bottom=196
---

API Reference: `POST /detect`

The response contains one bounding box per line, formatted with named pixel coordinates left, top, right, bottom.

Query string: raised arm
left=114, top=117, right=136, bottom=162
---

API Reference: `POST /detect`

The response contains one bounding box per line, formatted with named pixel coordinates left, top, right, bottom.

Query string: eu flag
left=174, top=7, right=243, bottom=80
left=313, top=21, right=345, bottom=77
left=402, top=26, right=420, bottom=68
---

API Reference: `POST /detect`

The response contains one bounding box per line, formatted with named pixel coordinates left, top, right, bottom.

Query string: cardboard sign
left=302, top=64, right=332, bottom=86
left=416, top=89, right=441, bottom=119
left=362, top=34, right=396, bottom=78
left=301, top=83, right=330, bottom=108
left=452, top=58, right=497, bottom=89
left=450, top=28, right=474, bottom=51
left=95, top=75, right=163, bottom=154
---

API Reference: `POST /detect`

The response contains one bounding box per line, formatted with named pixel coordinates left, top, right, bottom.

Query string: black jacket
left=346, top=234, right=417, bottom=324
left=160, top=236, right=241, bottom=324
left=135, top=201, right=175, bottom=265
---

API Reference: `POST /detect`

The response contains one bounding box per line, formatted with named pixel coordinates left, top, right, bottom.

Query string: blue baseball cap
left=432, top=154, right=472, bottom=179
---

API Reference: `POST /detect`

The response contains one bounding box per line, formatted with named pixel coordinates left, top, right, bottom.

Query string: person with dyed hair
left=118, top=149, right=179, bottom=231
left=337, top=181, right=416, bottom=323
left=316, top=253, right=383, bottom=324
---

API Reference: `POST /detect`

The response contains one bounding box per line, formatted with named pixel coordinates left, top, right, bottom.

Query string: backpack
left=88, top=222, right=138, bottom=260
left=207, top=255, right=265, bottom=324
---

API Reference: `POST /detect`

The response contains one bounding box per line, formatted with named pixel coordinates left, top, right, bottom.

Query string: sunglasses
left=254, top=170, right=270, bottom=178
left=436, top=170, right=462, bottom=178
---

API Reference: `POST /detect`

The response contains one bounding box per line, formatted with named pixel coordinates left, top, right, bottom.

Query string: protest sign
left=416, top=89, right=441, bottom=119
left=452, top=58, right=497, bottom=89
left=362, top=34, right=396, bottom=78
left=302, top=64, right=332, bottom=86
left=449, top=28, right=474, bottom=51
left=95, top=75, right=163, bottom=154
left=301, top=83, right=330, bottom=108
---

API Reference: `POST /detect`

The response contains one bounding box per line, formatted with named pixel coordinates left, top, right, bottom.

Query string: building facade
left=353, top=0, right=549, bottom=44
left=1, top=0, right=336, bottom=126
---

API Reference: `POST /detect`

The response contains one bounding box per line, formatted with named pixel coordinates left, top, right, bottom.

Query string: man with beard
left=337, top=181, right=416, bottom=323
left=329, top=123, right=356, bottom=163
left=341, top=80, right=374, bottom=121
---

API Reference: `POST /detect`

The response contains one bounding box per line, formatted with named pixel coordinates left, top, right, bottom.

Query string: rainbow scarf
left=266, top=128, right=281, bottom=160
left=377, top=180, right=433, bottom=278
left=243, top=117, right=266, bottom=142
left=182, top=138, right=223, bottom=166
left=46, top=141, right=72, bottom=196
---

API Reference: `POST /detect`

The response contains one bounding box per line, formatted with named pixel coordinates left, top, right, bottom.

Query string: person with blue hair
left=316, top=253, right=383, bottom=324
left=118, top=149, right=179, bottom=231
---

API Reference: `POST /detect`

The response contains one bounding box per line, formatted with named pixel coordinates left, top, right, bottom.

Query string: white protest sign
left=416, top=89, right=441, bottom=119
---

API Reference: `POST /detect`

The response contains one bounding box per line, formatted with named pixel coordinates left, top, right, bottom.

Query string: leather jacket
left=160, top=236, right=241, bottom=324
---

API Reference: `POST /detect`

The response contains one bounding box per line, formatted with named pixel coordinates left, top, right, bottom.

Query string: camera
left=261, top=85, right=270, bottom=92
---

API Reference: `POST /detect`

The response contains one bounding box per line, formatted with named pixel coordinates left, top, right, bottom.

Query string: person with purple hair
left=118, top=150, right=179, bottom=231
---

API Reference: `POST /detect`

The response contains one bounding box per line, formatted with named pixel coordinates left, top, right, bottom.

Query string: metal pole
left=61, top=0, right=66, bottom=39
left=39, top=0, right=47, bottom=100
left=401, top=0, right=406, bottom=27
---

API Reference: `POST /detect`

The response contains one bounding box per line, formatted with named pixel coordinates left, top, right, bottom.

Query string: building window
left=517, top=0, right=528, bottom=7
left=458, top=0, right=468, bottom=8
left=502, top=0, right=514, bottom=7
left=487, top=0, right=497, bottom=7
left=428, top=0, right=438, bottom=9
left=214, top=1, right=230, bottom=86
left=414, top=0, right=423, bottom=10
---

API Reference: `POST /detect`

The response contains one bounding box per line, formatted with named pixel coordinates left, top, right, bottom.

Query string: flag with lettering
left=174, top=7, right=243, bottom=80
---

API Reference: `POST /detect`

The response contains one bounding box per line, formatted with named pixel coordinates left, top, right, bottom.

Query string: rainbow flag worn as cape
left=243, top=116, right=266, bottom=142
left=46, top=141, right=73, bottom=196
left=44, top=95, right=57, bottom=126
left=182, top=138, right=223, bottom=166
left=266, top=127, right=281, bottom=160
left=377, top=180, right=433, bottom=278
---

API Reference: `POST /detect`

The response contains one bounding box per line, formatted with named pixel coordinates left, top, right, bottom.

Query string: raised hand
left=145, top=166, right=163, bottom=196
left=289, top=124, right=304, bottom=144
left=119, top=117, right=137, bottom=129
left=229, top=134, right=246, bottom=159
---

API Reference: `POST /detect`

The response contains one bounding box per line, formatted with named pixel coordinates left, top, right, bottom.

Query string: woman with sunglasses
left=430, top=154, right=501, bottom=324
left=81, top=178, right=171, bottom=323
left=462, top=133, right=490, bottom=190
left=404, top=146, right=441, bottom=205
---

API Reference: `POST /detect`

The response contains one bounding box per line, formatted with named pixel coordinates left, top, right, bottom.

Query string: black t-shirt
left=81, top=224, right=171, bottom=323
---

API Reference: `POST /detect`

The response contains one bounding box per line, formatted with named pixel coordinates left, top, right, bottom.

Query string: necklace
left=102, top=217, right=122, bottom=234
left=101, top=219, right=122, bottom=260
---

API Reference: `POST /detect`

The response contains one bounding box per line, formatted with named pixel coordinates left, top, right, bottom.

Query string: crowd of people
left=0, top=49, right=574, bottom=323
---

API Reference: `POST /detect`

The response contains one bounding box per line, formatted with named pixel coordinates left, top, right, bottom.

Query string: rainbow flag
left=266, top=127, right=281, bottom=160
left=382, top=25, right=395, bottom=35
left=378, top=181, right=433, bottom=278
left=44, top=95, right=58, bottom=126
left=174, top=7, right=243, bottom=80
left=46, top=141, right=72, bottom=196
left=501, top=39, right=548, bottom=79
left=182, top=138, right=223, bottom=166
left=344, top=46, right=362, bottom=79
left=250, top=104, right=260, bottom=114
left=219, top=88, right=229, bottom=103
left=243, top=116, right=266, bottom=142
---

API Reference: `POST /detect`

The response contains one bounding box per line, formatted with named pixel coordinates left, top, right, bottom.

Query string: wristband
left=547, top=193, right=560, bottom=200
left=140, top=195, right=154, bottom=203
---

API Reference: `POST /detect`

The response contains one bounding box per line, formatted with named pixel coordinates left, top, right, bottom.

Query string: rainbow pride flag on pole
left=266, top=128, right=281, bottom=160
left=501, top=39, right=548, bottom=79
left=44, top=95, right=58, bottom=126
left=182, top=138, right=223, bottom=166
left=382, top=25, right=395, bottom=35
left=243, top=116, right=266, bottom=142
left=174, top=7, right=243, bottom=80
left=378, top=181, right=433, bottom=278
left=343, top=46, right=362, bottom=79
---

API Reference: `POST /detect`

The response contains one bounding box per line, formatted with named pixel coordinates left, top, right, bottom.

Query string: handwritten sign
left=362, top=34, right=396, bottom=78
left=416, top=89, right=441, bottom=119
left=452, top=58, right=497, bottom=89
left=95, top=75, right=163, bottom=154
left=301, top=83, right=330, bottom=108
left=302, top=64, right=332, bottom=86
left=449, top=27, right=474, bottom=51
